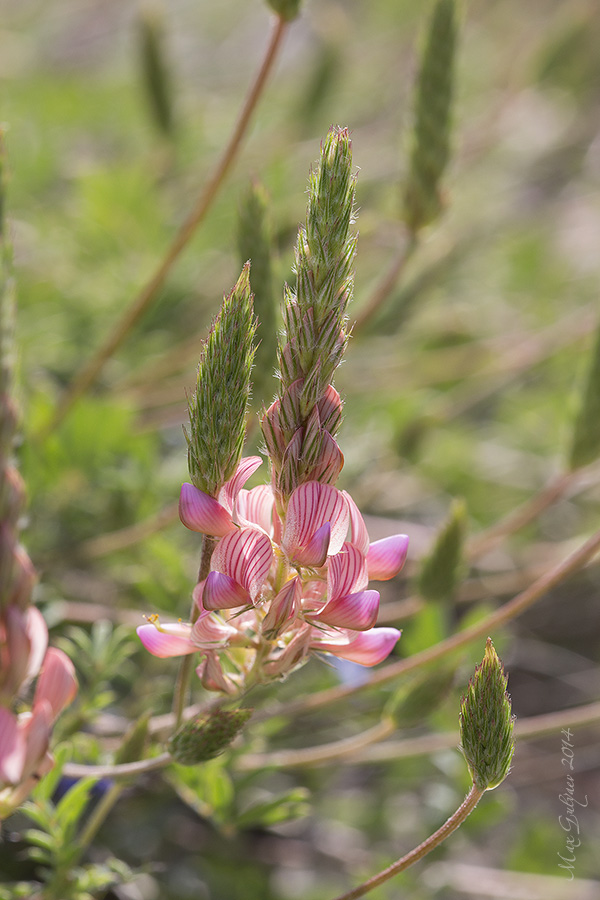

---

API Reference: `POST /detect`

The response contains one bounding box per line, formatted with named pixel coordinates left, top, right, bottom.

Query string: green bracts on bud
left=568, top=317, right=600, bottom=470
left=403, top=0, right=457, bottom=233
left=418, top=498, right=467, bottom=604
left=185, top=264, right=257, bottom=497
left=168, top=707, right=253, bottom=765
left=459, top=638, right=515, bottom=791
left=138, top=4, right=175, bottom=138
left=238, top=182, right=278, bottom=410
left=265, top=0, right=302, bottom=22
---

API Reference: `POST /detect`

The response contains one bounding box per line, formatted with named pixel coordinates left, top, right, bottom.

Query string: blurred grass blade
left=568, top=317, right=600, bottom=470
left=237, top=181, right=278, bottom=410
left=418, top=498, right=467, bottom=604
left=403, top=0, right=457, bottom=233
left=138, top=4, right=176, bottom=139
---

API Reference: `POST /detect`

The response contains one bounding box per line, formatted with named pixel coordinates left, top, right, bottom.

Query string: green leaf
left=568, top=317, right=600, bottom=469
left=235, top=787, right=311, bottom=829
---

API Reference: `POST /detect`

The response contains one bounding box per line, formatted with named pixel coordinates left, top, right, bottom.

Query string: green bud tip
left=459, top=638, right=515, bottom=791
left=168, top=707, right=253, bottom=765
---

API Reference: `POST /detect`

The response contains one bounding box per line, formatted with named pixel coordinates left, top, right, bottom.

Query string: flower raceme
left=138, top=462, right=409, bottom=691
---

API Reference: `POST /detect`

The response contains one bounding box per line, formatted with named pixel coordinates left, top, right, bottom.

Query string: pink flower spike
left=314, top=627, right=401, bottom=666
left=211, top=528, right=273, bottom=603
left=282, top=482, right=349, bottom=563
left=316, top=589, right=380, bottom=631
left=33, top=648, right=78, bottom=720
left=137, top=621, right=196, bottom=658
left=219, top=455, right=263, bottom=514
left=0, top=707, right=25, bottom=785
left=367, top=534, right=409, bottom=581
left=203, top=571, right=250, bottom=610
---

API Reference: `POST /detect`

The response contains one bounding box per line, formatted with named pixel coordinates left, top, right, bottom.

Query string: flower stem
left=172, top=534, right=217, bottom=728
left=330, top=783, right=485, bottom=900
left=42, top=13, right=288, bottom=437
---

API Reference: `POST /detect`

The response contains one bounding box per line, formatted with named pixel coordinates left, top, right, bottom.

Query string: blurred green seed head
left=568, top=318, right=600, bottom=470
left=404, top=0, right=457, bottom=233
left=185, top=264, right=257, bottom=497
left=265, top=0, right=302, bottom=22
left=168, top=707, right=253, bottom=764
left=138, top=3, right=176, bottom=139
left=459, top=638, right=515, bottom=791
left=418, top=497, right=467, bottom=604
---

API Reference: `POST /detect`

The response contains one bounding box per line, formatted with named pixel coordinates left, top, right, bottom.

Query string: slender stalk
left=260, top=525, right=600, bottom=719
left=330, top=784, right=484, bottom=900
left=172, top=534, right=217, bottom=728
left=42, top=14, right=288, bottom=437
left=353, top=232, right=418, bottom=332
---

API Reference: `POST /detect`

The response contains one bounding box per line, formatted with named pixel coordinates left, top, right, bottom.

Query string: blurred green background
left=1, top=0, right=599, bottom=897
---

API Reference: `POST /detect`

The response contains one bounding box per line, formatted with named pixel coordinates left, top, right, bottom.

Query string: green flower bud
left=265, top=0, right=302, bottom=22
left=185, top=264, right=257, bottom=497
left=459, top=638, right=515, bottom=791
left=138, top=4, right=176, bottom=138
left=418, top=498, right=467, bottom=604
left=168, top=707, right=253, bottom=765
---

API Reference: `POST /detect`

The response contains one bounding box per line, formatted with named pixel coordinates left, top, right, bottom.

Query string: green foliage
left=138, top=4, right=176, bottom=139
left=386, top=665, right=456, bottom=728
left=417, top=498, right=467, bottom=604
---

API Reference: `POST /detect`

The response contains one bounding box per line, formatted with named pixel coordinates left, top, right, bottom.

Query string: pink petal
left=317, top=385, right=343, bottom=434
left=191, top=611, right=238, bottom=648
left=262, top=577, right=301, bottom=639
left=179, top=483, right=236, bottom=536
left=292, top=521, right=331, bottom=567
left=33, top=648, right=78, bottom=719
left=4, top=605, right=32, bottom=694
left=24, top=606, right=49, bottom=683
left=315, top=590, right=380, bottom=631
left=196, top=652, right=238, bottom=694
left=313, top=627, right=401, bottom=666
left=137, top=622, right=196, bottom=658
left=367, top=535, right=409, bottom=581
left=0, top=707, right=25, bottom=785
left=282, top=482, right=349, bottom=561
left=21, top=701, right=52, bottom=780
left=219, top=456, right=263, bottom=514
left=327, top=543, right=368, bottom=600
left=307, top=432, right=344, bottom=486
left=342, top=491, right=370, bottom=555
left=203, top=571, right=250, bottom=610
left=211, top=528, right=273, bottom=602
left=235, top=484, right=274, bottom=534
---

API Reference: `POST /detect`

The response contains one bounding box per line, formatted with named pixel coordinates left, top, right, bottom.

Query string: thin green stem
left=331, top=783, right=484, bottom=900
left=42, top=14, right=288, bottom=437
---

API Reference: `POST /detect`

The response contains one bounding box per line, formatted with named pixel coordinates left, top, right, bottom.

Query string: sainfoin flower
left=138, top=470, right=408, bottom=691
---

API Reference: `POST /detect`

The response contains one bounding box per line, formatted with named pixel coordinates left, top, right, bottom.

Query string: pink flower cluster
left=137, top=458, right=408, bottom=693
left=0, top=605, right=77, bottom=815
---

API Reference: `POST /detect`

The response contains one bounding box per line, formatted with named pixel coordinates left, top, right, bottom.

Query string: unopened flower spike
left=185, top=263, right=257, bottom=498
left=261, top=126, right=357, bottom=511
left=459, top=638, right=515, bottom=791
left=168, top=707, right=253, bottom=764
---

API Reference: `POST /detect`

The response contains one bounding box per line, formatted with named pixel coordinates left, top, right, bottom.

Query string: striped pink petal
left=292, top=521, right=331, bottom=567
left=327, top=543, right=368, bottom=600
left=0, top=707, right=25, bottom=785
left=219, top=456, right=263, bottom=514
left=262, top=577, right=301, bottom=639
left=179, top=483, right=236, bottom=536
left=315, top=589, right=380, bottom=631
left=342, top=491, right=370, bottom=555
left=312, top=627, right=401, bottom=666
left=24, top=607, right=49, bottom=683
left=367, top=535, right=409, bottom=581
left=21, top=701, right=52, bottom=780
left=191, top=610, right=238, bottom=648
left=282, top=482, right=349, bottom=562
left=236, top=484, right=274, bottom=534
left=137, top=621, right=196, bottom=658
left=33, top=648, right=77, bottom=720
left=196, top=652, right=238, bottom=694
left=308, top=432, right=344, bottom=486
left=203, top=571, right=250, bottom=610
left=211, top=528, right=273, bottom=602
